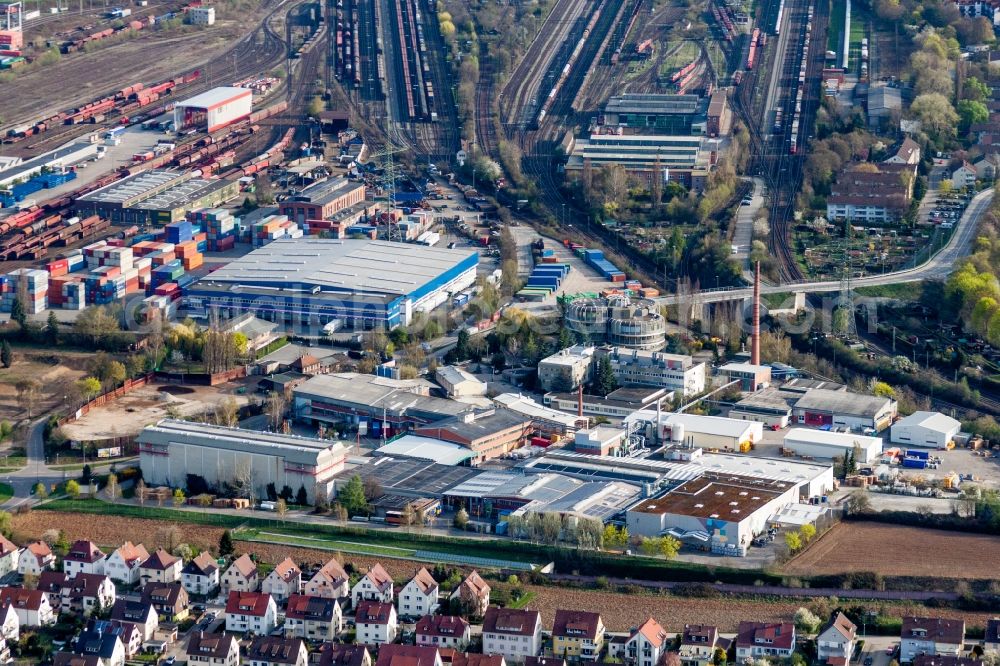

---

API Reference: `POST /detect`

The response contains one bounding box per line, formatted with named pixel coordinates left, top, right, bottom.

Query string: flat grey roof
left=196, top=239, right=477, bottom=298
left=176, top=86, right=251, bottom=109
left=792, top=388, right=892, bottom=418
left=336, top=456, right=478, bottom=496
left=373, top=435, right=475, bottom=465
left=0, top=142, right=97, bottom=185
left=138, top=419, right=345, bottom=465
left=286, top=177, right=365, bottom=206
left=296, top=374, right=468, bottom=419
left=77, top=170, right=185, bottom=204
left=133, top=178, right=233, bottom=212
left=604, top=94, right=702, bottom=116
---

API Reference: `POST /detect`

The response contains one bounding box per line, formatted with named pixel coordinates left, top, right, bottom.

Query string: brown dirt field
left=0, top=10, right=258, bottom=128
left=782, top=523, right=1000, bottom=579
left=15, top=512, right=1000, bottom=632
left=0, top=354, right=87, bottom=421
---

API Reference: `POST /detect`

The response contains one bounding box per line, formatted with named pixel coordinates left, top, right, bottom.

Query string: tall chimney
left=578, top=383, right=583, bottom=418
left=751, top=261, right=761, bottom=365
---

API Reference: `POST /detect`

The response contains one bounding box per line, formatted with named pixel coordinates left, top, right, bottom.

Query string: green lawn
left=50, top=457, right=137, bottom=471
left=236, top=528, right=422, bottom=558
left=828, top=0, right=845, bottom=54
left=507, top=591, right=537, bottom=609
left=0, top=484, right=13, bottom=504
left=856, top=282, right=925, bottom=300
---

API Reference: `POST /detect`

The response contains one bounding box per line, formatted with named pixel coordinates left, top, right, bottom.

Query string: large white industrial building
left=173, top=87, right=253, bottom=133
left=624, top=411, right=763, bottom=451
left=626, top=474, right=801, bottom=555
left=890, top=411, right=961, bottom=449
left=138, top=420, right=346, bottom=503
left=782, top=428, right=884, bottom=463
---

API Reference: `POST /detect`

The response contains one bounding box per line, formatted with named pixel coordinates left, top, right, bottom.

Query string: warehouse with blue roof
left=184, top=238, right=478, bottom=328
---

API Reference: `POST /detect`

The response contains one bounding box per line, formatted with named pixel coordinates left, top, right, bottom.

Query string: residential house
left=51, top=573, right=116, bottom=616
left=62, top=624, right=125, bottom=666
left=221, top=554, right=259, bottom=594
left=315, top=644, right=372, bottom=666
left=900, top=617, right=965, bottom=662
left=625, top=618, right=668, bottom=666
left=450, top=571, right=490, bottom=618
left=37, top=571, right=69, bottom=609
left=284, top=594, right=342, bottom=642
left=883, top=137, right=921, bottom=166
left=679, top=625, right=724, bottom=666
left=109, top=599, right=158, bottom=641
left=817, top=613, right=857, bottom=664
left=140, top=582, right=189, bottom=622
left=735, top=622, right=795, bottom=660
left=985, top=619, right=1000, bottom=652
left=187, top=632, right=240, bottom=666
left=226, top=591, right=278, bottom=635
left=0, top=603, right=18, bottom=642
left=105, top=621, right=142, bottom=658
left=951, top=162, right=977, bottom=190
left=262, top=557, right=302, bottom=603
left=182, top=552, right=220, bottom=596
left=247, top=636, right=308, bottom=666
left=18, top=541, right=55, bottom=576
left=552, top=610, right=605, bottom=661
left=826, top=162, right=915, bottom=223
left=0, top=535, right=19, bottom=577
left=355, top=600, right=398, bottom=645
left=64, top=541, right=106, bottom=577
left=416, top=615, right=471, bottom=650
left=139, top=549, right=182, bottom=585
left=102, top=542, right=149, bottom=586
left=305, top=559, right=350, bottom=600
left=974, top=153, right=1000, bottom=182
left=524, top=659, right=564, bottom=666
left=352, top=563, right=394, bottom=606
left=482, top=607, right=543, bottom=662
left=375, top=645, right=442, bottom=666
left=0, top=587, right=56, bottom=626
left=53, top=655, right=103, bottom=666
left=455, top=654, right=507, bottom=666
left=399, top=568, right=439, bottom=618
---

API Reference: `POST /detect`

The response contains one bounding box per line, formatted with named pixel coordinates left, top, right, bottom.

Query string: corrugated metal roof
left=175, top=86, right=251, bottom=109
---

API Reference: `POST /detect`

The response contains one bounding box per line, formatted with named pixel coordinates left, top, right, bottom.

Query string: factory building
left=624, top=411, right=763, bottom=451
left=185, top=239, right=478, bottom=329
left=75, top=170, right=239, bottom=224
left=718, top=363, right=771, bottom=392
left=537, top=346, right=596, bottom=392
left=0, top=142, right=98, bottom=189
left=543, top=387, right=673, bottom=420
left=626, top=474, right=801, bottom=555
left=792, top=388, right=897, bottom=432
left=173, top=87, right=253, bottom=133
left=782, top=428, right=883, bottom=463
left=565, top=133, right=716, bottom=190
left=137, top=420, right=346, bottom=503
left=186, top=5, right=214, bottom=24
left=278, top=178, right=367, bottom=224
left=890, top=411, right=961, bottom=449
left=596, top=346, right=705, bottom=396
left=492, top=393, right=586, bottom=437
left=564, top=299, right=667, bottom=351
left=294, top=373, right=469, bottom=436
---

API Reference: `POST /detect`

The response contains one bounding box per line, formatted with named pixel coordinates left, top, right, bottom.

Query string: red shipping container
left=193, top=231, right=207, bottom=243
left=213, top=236, right=235, bottom=251
left=106, top=239, right=126, bottom=247
left=154, top=283, right=179, bottom=296
left=611, top=273, right=626, bottom=283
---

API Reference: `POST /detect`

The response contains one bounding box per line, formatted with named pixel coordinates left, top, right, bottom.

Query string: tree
left=958, top=99, right=989, bottom=132
left=794, top=607, right=821, bottom=634
left=33, top=482, right=47, bottom=499
left=296, top=485, right=308, bottom=506
left=337, top=474, right=368, bottom=516
left=104, top=474, right=119, bottom=502
left=266, top=391, right=286, bottom=431
left=712, top=647, right=728, bottom=666
left=219, top=529, right=235, bottom=556
left=455, top=328, right=471, bottom=360
left=65, top=479, right=80, bottom=499
left=214, top=397, right=240, bottom=428
left=9, top=297, right=26, bottom=332
left=910, top=93, right=960, bottom=140
left=799, top=523, right=817, bottom=543
left=593, top=355, right=619, bottom=396
left=658, top=535, right=681, bottom=559
left=136, top=479, right=147, bottom=507
left=785, top=531, right=802, bottom=553
left=81, top=464, right=92, bottom=484
left=275, top=498, right=288, bottom=520
left=173, top=488, right=185, bottom=508
left=15, top=379, right=40, bottom=418
left=844, top=491, right=873, bottom=515
left=0, top=341, right=10, bottom=368
left=75, top=377, right=102, bottom=402
left=453, top=507, right=469, bottom=530
left=45, top=311, right=59, bottom=345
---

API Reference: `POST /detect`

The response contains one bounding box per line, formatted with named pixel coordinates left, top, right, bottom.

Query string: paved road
left=733, top=177, right=765, bottom=274
left=657, top=187, right=995, bottom=306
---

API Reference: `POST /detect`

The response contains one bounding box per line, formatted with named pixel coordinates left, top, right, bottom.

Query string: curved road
left=657, top=188, right=995, bottom=306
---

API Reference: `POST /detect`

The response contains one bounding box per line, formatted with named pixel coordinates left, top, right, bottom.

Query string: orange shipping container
left=182, top=253, right=203, bottom=270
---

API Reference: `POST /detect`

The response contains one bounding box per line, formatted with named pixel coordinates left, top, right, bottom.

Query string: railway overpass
left=655, top=187, right=994, bottom=311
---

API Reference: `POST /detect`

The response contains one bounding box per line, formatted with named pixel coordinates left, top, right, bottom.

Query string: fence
left=58, top=373, right=155, bottom=427
left=155, top=366, right=248, bottom=386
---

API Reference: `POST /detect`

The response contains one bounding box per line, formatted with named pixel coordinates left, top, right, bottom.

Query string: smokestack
left=578, top=383, right=583, bottom=418
left=751, top=261, right=761, bottom=366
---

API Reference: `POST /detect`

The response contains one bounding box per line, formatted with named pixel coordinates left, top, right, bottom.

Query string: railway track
left=475, top=54, right=499, bottom=159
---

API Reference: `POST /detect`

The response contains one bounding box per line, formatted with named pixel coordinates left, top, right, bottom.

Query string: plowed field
left=782, top=522, right=1000, bottom=578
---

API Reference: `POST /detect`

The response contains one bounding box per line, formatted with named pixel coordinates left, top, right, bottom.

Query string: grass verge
left=855, top=282, right=924, bottom=300
left=0, top=484, right=12, bottom=504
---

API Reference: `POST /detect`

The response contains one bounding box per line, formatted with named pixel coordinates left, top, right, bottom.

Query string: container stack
left=61, top=281, right=86, bottom=310
left=518, top=263, right=571, bottom=300
left=1, top=269, right=49, bottom=314
left=174, top=240, right=203, bottom=271
left=165, top=220, right=194, bottom=244
left=193, top=208, right=239, bottom=251
left=252, top=215, right=300, bottom=247
left=141, top=293, right=177, bottom=321
left=151, top=260, right=184, bottom=289
left=583, top=249, right=626, bottom=282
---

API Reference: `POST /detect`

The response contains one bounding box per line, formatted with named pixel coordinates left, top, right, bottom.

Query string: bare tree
left=266, top=392, right=286, bottom=431
left=215, top=397, right=240, bottom=427
left=104, top=474, right=120, bottom=503
left=234, top=459, right=256, bottom=506
left=15, top=379, right=40, bottom=418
